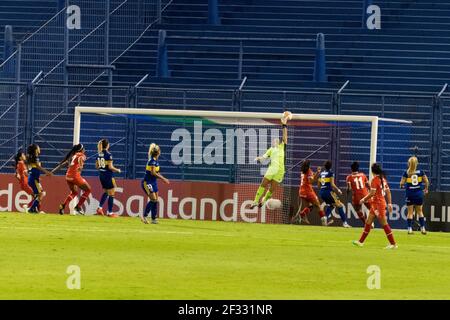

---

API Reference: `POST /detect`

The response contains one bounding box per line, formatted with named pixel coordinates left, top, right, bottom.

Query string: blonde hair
left=407, top=156, right=418, bottom=176
left=97, top=140, right=103, bottom=153
left=148, top=143, right=160, bottom=159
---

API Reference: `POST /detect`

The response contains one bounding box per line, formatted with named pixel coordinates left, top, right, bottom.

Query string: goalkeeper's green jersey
left=264, top=142, right=286, bottom=173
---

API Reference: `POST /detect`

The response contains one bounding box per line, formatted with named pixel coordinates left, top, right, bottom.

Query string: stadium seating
left=0, top=0, right=58, bottom=63
left=1, top=0, right=450, bottom=189
left=109, top=0, right=450, bottom=93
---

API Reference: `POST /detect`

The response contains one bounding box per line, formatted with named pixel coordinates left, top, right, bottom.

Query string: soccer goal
left=73, top=106, right=412, bottom=224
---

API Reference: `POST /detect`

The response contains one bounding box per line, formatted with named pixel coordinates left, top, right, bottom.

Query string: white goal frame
left=73, top=106, right=412, bottom=180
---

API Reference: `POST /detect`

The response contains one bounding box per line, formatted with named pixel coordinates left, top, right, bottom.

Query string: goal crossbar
left=73, top=106, right=413, bottom=179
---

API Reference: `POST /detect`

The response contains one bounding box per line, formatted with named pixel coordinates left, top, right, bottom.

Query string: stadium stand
left=1, top=0, right=450, bottom=190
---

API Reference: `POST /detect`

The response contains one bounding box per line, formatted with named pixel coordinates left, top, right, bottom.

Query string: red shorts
left=66, top=175, right=87, bottom=187
left=370, top=203, right=386, bottom=217
left=300, top=192, right=319, bottom=204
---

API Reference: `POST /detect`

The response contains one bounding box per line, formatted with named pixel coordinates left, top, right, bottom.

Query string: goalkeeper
left=250, top=112, right=290, bottom=209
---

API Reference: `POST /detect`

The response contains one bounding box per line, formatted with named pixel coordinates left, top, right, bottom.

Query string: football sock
left=144, top=201, right=152, bottom=218
left=338, top=207, right=347, bottom=222
left=64, top=191, right=78, bottom=207
left=99, top=193, right=108, bottom=207
left=383, top=224, right=396, bottom=245
left=407, top=218, right=413, bottom=229
left=107, top=196, right=114, bottom=213
left=77, top=189, right=91, bottom=207
left=359, top=223, right=372, bottom=243
left=151, top=201, right=158, bottom=220
left=263, top=190, right=273, bottom=202
left=254, top=186, right=265, bottom=203
left=300, top=207, right=310, bottom=217
left=419, top=217, right=425, bottom=228
left=325, top=205, right=333, bottom=219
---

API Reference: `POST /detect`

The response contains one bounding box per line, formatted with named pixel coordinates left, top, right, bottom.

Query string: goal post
left=74, top=106, right=410, bottom=180
left=73, top=106, right=412, bottom=224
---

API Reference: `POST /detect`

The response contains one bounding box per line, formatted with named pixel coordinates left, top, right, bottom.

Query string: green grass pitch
left=0, top=212, right=449, bottom=300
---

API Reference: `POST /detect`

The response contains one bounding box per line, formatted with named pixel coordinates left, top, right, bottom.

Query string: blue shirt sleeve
left=402, top=171, right=408, bottom=178
left=104, top=151, right=112, bottom=161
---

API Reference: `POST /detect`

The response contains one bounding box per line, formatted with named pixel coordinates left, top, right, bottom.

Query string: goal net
left=74, top=107, right=412, bottom=224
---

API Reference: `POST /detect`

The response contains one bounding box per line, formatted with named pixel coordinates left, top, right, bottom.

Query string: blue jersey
left=97, top=150, right=113, bottom=174
left=144, top=158, right=160, bottom=183
left=28, top=157, right=41, bottom=179
left=319, top=170, right=334, bottom=191
left=403, top=170, right=425, bottom=194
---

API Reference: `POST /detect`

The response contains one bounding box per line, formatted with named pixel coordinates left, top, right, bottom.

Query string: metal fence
left=0, top=81, right=446, bottom=191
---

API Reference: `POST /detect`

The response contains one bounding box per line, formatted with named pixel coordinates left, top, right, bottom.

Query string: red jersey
left=16, top=160, right=28, bottom=182
left=299, top=169, right=314, bottom=196
left=346, top=172, right=369, bottom=202
left=370, top=176, right=388, bottom=207
left=66, top=152, right=86, bottom=178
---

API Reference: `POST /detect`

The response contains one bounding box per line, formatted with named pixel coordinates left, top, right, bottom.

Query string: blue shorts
left=100, top=173, right=116, bottom=190
left=28, top=177, right=42, bottom=195
left=320, top=189, right=339, bottom=206
left=142, top=180, right=158, bottom=195
left=406, top=191, right=424, bottom=206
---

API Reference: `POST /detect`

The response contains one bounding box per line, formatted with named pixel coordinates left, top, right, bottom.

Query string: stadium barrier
left=1, top=173, right=449, bottom=232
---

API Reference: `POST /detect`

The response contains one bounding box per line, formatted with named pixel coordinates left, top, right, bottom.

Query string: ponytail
left=407, top=156, right=418, bottom=176
left=59, top=144, right=84, bottom=166
left=148, top=143, right=160, bottom=159
left=371, top=162, right=386, bottom=190
left=97, top=139, right=109, bottom=153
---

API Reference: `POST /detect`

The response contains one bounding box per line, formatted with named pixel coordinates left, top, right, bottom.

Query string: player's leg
left=105, top=185, right=117, bottom=217
left=97, top=189, right=108, bottom=216
left=251, top=177, right=270, bottom=208
left=29, top=180, right=43, bottom=213
left=261, top=179, right=278, bottom=206
left=377, top=214, right=397, bottom=249
left=311, top=197, right=327, bottom=226
left=74, top=179, right=92, bottom=214
left=415, top=205, right=426, bottom=234
left=333, top=195, right=350, bottom=228
left=148, top=192, right=159, bottom=223
left=353, top=203, right=366, bottom=225
left=141, top=181, right=152, bottom=224
left=21, top=182, right=34, bottom=213
left=295, top=197, right=312, bottom=225
left=60, top=181, right=79, bottom=215
left=406, top=205, right=414, bottom=234
left=353, top=210, right=376, bottom=247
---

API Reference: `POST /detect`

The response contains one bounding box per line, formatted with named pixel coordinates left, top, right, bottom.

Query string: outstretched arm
left=52, top=160, right=68, bottom=174
left=282, top=123, right=288, bottom=145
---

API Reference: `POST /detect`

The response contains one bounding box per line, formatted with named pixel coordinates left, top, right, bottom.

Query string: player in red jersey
left=52, top=144, right=92, bottom=215
left=292, top=160, right=327, bottom=226
left=346, top=161, right=370, bottom=225
left=13, top=149, right=37, bottom=212
left=353, top=163, right=397, bottom=249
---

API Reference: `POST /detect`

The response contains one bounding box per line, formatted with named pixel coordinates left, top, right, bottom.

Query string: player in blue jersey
left=400, top=156, right=429, bottom=235
left=141, top=143, right=170, bottom=224
left=96, top=139, right=121, bottom=218
left=26, top=144, right=53, bottom=213
left=318, top=160, right=351, bottom=228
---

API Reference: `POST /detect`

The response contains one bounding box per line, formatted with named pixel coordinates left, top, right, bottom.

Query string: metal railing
left=1, top=81, right=447, bottom=191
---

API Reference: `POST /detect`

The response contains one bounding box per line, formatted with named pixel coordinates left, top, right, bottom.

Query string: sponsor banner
left=1, top=173, right=449, bottom=231
left=0, top=174, right=280, bottom=223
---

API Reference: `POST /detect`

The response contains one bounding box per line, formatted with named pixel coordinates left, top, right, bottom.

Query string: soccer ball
left=265, top=199, right=282, bottom=210
left=281, top=111, right=292, bottom=123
